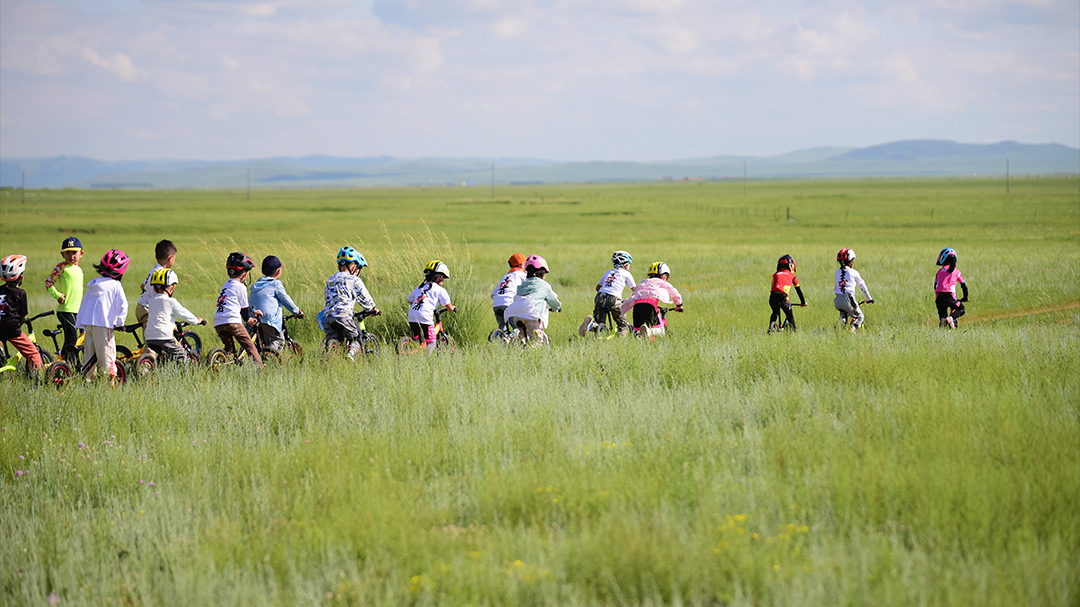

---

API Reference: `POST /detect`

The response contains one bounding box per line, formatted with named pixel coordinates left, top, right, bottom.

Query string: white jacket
left=145, top=292, right=200, bottom=341
left=76, top=277, right=128, bottom=329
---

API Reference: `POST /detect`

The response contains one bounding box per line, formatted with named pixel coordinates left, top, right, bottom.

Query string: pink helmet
left=98, top=249, right=130, bottom=278
left=525, top=254, right=549, bottom=273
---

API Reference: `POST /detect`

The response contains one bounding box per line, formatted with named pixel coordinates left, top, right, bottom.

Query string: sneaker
left=946, top=317, right=957, bottom=329
left=768, top=322, right=779, bottom=333
left=579, top=315, right=594, bottom=337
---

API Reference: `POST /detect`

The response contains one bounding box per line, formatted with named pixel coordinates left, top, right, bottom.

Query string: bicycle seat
left=43, top=329, right=63, bottom=338
left=120, top=323, right=142, bottom=333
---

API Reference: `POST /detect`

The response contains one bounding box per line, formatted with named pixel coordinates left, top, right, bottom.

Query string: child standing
left=621, top=261, right=683, bottom=331
left=250, top=255, right=302, bottom=352
left=144, top=268, right=203, bottom=361
left=407, top=261, right=456, bottom=355
left=1, top=255, right=43, bottom=372
left=323, top=246, right=379, bottom=359
left=768, top=255, right=806, bottom=333
left=491, top=253, right=526, bottom=334
left=934, top=247, right=969, bottom=328
left=44, top=236, right=84, bottom=362
left=580, top=250, right=636, bottom=336
left=504, top=255, right=562, bottom=342
left=136, top=240, right=177, bottom=328
left=213, top=251, right=262, bottom=368
left=834, top=248, right=874, bottom=332
left=76, top=249, right=130, bottom=382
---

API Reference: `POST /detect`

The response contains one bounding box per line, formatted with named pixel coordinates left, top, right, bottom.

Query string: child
left=504, top=255, right=562, bottom=342
left=490, top=253, right=526, bottom=334
left=250, top=255, right=302, bottom=352
left=213, top=251, right=262, bottom=368
left=621, top=261, right=683, bottom=332
left=136, top=240, right=177, bottom=328
left=144, top=268, right=203, bottom=361
left=580, top=250, right=636, bottom=336
left=768, top=255, right=807, bottom=333
left=834, top=248, right=874, bottom=332
left=76, top=249, right=130, bottom=382
left=323, top=246, right=379, bottom=359
left=407, top=260, right=456, bottom=355
left=935, top=247, right=969, bottom=328
left=1, top=254, right=43, bottom=372
left=44, top=236, right=84, bottom=363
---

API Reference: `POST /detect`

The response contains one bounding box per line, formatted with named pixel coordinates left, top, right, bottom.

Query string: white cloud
left=81, top=48, right=145, bottom=81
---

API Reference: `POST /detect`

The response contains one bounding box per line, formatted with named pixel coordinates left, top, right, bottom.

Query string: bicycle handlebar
left=23, top=310, right=56, bottom=325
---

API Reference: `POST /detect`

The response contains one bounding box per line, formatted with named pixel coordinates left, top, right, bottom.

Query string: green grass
left=1, top=178, right=1078, bottom=605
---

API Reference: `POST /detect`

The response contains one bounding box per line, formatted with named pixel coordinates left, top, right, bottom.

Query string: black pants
left=769, top=292, right=796, bottom=330
left=936, top=292, right=965, bottom=321
left=57, top=311, right=81, bottom=364
left=632, top=303, right=660, bottom=328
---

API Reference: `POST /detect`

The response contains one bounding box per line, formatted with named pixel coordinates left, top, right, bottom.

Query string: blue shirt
left=249, top=277, right=300, bottom=331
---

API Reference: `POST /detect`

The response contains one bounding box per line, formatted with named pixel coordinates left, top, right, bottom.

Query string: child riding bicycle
left=504, top=255, right=561, bottom=344
left=213, top=251, right=263, bottom=368
left=621, top=261, right=683, bottom=335
left=491, top=253, right=527, bottom=335
left=934, top=247, right=969, bottom=329
left=145, top=268, right=204, bottom=362
left=250, top=255, right=303, bottom=352
left=834, top=248, right=874, bottom=332
left=768, top=254, right=807, bottom=333
left=407, top=261, right=456, bottom=355
left=1, top=254, right=44, bottom=373
left=580, top=250, right=636, bottom=336
left=323, top=246, right=379, bottom=360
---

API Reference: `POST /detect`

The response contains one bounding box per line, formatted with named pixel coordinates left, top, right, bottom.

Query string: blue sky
left=1, top=0, right=1076, bottom=161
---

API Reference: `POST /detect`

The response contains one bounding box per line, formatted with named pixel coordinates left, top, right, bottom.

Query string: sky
left=1, top=0, right=1077, bottom=162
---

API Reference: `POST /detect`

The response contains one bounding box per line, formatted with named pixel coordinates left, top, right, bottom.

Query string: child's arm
left=45, top=263, right=66, bottom=303
left=170, top=299, right=203, bottom=326
left=795, top=286, right=806, bottom=306
left=959, top=279, right=969, bottom=302
left=277, top=284, right=301, bottom=315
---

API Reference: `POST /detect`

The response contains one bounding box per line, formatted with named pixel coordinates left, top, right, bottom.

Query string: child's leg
left=7, top=332, right=43, bottom=370
left=84, top=325, right=117, bottom=377
left=231, top=324, right=263, bottom=366
left=781, top=299, right=797, bottom=331
left=493, top=307, right=508, bottom=333
left=632, top=303, right=658, bottom=328
left=611, top=301, right=630, bottom=333
left=935, top=293, right=952, bottom=321
left=215, top=325, right=237, bottom=355
left=423, top=324, right=437, bottom=354
left=769, top=293, right=783, bottom=325
left=58, top=311, right=80, bottom=363
left=135, top=304, right=150, bottom=328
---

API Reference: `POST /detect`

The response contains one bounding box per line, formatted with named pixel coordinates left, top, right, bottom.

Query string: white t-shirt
left=834, top=267, right=871, bottom=298
left=407, top=282, right=451, bottom=325
left=145, top=292, right=200, bottom=341
left=136, top=263, right=163, bottom=309
left=491, top=269, right=526, bottom=308
left=213, top=278, right=248, bottom=327
left=597, top=267, right=636, bottom=297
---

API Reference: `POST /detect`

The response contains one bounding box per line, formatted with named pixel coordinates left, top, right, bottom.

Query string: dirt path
left=965, top=300, right=1080, bottom=324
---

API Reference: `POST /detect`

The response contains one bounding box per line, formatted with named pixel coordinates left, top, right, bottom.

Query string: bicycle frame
left=1, top=311, right=54, bottom=375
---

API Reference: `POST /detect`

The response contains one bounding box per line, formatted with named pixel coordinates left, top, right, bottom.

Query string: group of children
left=0, top=238, right=972, bottom=376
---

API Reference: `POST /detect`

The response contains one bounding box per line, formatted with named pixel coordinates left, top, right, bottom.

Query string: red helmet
left=226, top=251, right=255, bottom=276
left=99, top=249, right=130, bottom=278
left=778, top=255, right=796, bottom=272
left=836, top=248, right=856, bottom=265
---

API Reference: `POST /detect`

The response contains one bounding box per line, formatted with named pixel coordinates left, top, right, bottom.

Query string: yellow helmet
left=149, top=268, right=178, bottom=288
left=424, top=259, right=450, bottom=277
left=648, top=261, right=670, bottom=277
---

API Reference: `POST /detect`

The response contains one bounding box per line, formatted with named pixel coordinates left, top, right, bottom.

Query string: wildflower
left=47, top=593, right=60, bottom=605
left=148, top=481, right=155, bottom=487
left=77, top=442, right=85, bottom=450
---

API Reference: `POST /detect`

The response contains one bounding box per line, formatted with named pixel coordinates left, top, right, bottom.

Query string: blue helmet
left=937, top=247, right=957, bottom=266
left=337, top=246, right=367, bottom=268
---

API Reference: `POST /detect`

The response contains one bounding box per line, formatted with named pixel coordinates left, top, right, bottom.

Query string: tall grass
left=1, top=178, right=1078, bottom=605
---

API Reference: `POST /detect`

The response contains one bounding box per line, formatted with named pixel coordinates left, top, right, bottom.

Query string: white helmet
left=612, top=250, right=633, bottom=267
left=648, top=261, right=670, bottom=277
left=425, top=260, right=450, bottom=278
left=1, top=254, right=27, bottom=281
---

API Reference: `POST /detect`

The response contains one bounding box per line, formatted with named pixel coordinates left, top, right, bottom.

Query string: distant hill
left=2, top=140, right=1076, bottom=189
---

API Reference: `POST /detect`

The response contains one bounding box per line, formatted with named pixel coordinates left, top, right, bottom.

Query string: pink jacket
left=621, top=278, right=682, bottom=315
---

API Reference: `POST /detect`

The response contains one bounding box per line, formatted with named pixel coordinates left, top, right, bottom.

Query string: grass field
left=2, top=178, right=1078, bottom=605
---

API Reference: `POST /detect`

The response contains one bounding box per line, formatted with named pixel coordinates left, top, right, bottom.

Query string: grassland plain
left=1, top=177, right=1078, bottom=606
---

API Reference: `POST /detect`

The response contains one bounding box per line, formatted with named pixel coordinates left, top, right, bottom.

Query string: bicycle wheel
left=116, top=345, right=134, bottom=362
left=436, top=333, right=456, bottom=355
left=112, top=361, right=127, bottom=387
left=205, top=348, right=230, bottom=372
left=21, top=348, right=54, bottom=378
left=594, top=324, right=609, bottom=338
left=133, top=352, right=156, bottom=380
left=178, top=331, right=202, bottom=355
left=488, top=329, right=504, bottom=343
left=395, top=335, right=419, bottom=356
left=261, top=349, right=282, bottom=367
left=47, top=360, right=74, bottom=392
left=361, top=334, right=379, bottom=359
